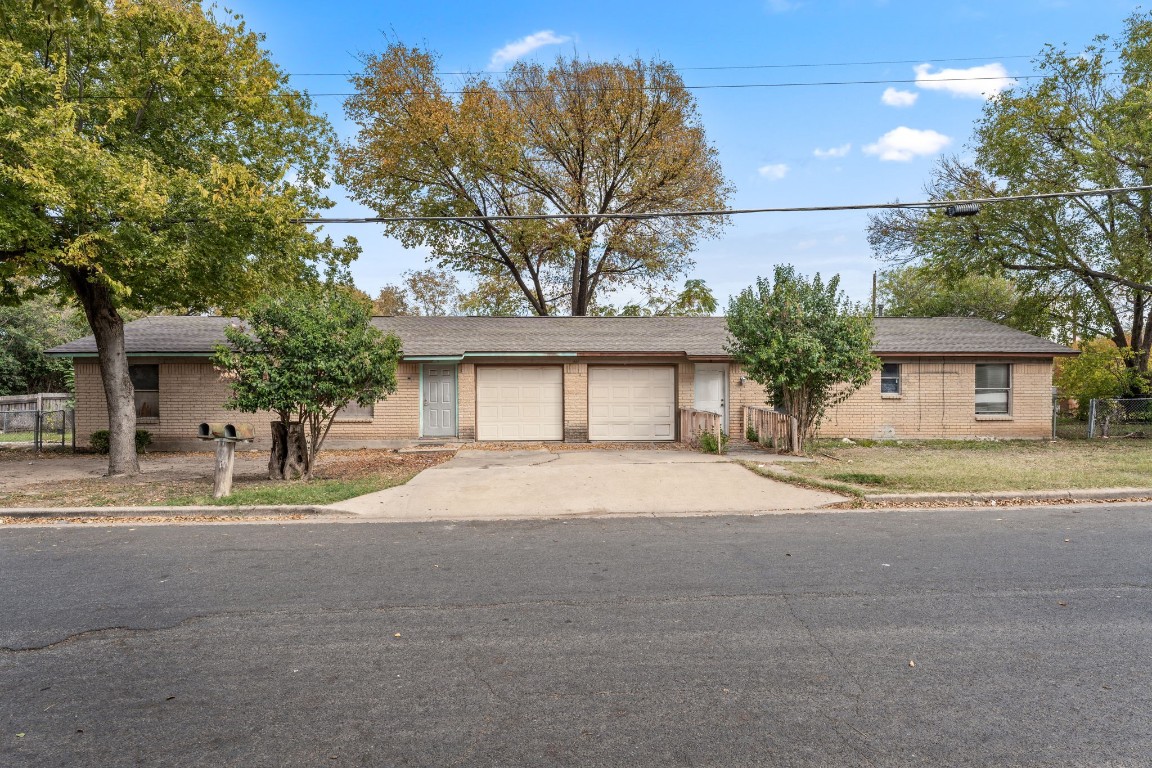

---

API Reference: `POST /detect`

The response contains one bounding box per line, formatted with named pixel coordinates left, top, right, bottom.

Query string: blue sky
left=225, top=0, right=1143, bottom=307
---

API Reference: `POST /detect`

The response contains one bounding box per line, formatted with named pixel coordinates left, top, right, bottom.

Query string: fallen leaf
left=393, top=633, right=401, bottom=638
left=16, top=733, right=25, bottom=738
left=908, top=660, right=916, bottom=668
left=1058, top=602, right=1068, bottom=607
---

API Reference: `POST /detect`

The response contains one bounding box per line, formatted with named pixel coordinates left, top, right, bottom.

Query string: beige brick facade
left=818, top=357, right=1054, bottom=440
left=72, top=354, right=1055, bottom=449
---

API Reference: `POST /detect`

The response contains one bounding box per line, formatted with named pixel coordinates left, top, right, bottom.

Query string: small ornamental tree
left=726, top=266, right=880, bottom=452
left=1055, top=338, right=1146, bottom=414
left=214, top=287, right=402, bottom=480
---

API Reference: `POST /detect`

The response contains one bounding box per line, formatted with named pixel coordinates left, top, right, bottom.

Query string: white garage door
left=476, top=366, right=564, bottom=441
left=588, top=366, right=676, bottom=441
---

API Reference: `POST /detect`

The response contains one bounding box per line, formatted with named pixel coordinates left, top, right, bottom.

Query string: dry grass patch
left=787, top=440, right=1152, bottom=493
left=0, top=449, right=453, bottom=509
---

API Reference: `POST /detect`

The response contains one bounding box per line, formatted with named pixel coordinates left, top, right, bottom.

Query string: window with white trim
left=880, top=363, right=901, bottom=394
left=975, top=364, right=1011, bottom=414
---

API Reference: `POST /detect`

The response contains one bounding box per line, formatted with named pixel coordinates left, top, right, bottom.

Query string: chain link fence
left=0, top=394, right=75, bottom=450
left=1088, top=398, right=1152, bottom=438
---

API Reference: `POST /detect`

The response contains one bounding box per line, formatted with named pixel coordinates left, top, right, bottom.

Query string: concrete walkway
left=328, top=449, right=845, bottom=521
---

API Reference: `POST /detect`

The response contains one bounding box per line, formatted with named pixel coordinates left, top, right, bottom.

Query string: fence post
left=1088, top=399, right=1097, bottom=439
left=71, top=409, right=76, bottom=452
left=1051, top=393, right=1057, bottom=440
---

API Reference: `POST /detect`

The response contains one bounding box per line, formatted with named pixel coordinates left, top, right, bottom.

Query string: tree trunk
left=268, top=421, right=310, bottom=480
left=63, top=267, right=139, bottom=476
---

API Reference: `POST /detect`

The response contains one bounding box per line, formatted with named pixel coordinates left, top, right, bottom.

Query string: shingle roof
left=46, top=314, right=1076, bottom=357
left=870, top=317, right=1074, bottom=355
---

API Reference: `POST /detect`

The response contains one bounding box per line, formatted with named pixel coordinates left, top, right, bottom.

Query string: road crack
left=1, top=616, right=205, bottom=654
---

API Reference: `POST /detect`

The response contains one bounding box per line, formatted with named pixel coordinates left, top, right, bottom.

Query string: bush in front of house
left=697, top=430, right=729, bottom=455
left=90, top=429, right=152, bottom=454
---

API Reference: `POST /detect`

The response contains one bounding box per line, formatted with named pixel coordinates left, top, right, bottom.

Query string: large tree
left=337, top=46, right=731, bottom=316
left=726, top=266, right=879, bottom=452
left=877, top=266, right=1053, bottom=338
left=0, top=292, right=88, bottom=395
left=0, top=0, right=344, bottom=475
left=869, top=13, right=1152, bottom=392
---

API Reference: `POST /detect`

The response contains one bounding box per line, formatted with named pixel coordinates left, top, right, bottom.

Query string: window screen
left=129, top=364, right=160, bottom=419
left=975, top=364, right=1010, bottom=414
left=880, top=363, right=901, bottom=394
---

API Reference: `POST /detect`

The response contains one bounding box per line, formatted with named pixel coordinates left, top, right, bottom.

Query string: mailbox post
left=197, top=422, right=255, bottom=498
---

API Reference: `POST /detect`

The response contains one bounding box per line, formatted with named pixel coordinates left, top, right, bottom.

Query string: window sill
left=137, top=417, right=160, bottom=424
left=333, top=418, right=374, bottom=424
left=881, top=393, right=902, bottom=399
left=975, top=414, right=1013, bottom=421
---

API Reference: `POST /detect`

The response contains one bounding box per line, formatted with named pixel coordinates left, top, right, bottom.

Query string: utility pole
left=871, top=271, right=877, bottom=317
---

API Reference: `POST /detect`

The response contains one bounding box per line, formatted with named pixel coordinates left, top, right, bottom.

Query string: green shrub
left=746, top=424, right=759, bottom=443
left=697, top=429, right=729, bottom=455
left=89, top=429, right=153, bottom=454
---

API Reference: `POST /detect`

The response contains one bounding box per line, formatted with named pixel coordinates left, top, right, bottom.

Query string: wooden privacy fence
left=679, top=408, right=722, bottom=451
left=744, top=406, right=801, bottom=453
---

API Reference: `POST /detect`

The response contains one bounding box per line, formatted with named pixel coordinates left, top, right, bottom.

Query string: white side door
left=694, top=364, right=727, bottom=430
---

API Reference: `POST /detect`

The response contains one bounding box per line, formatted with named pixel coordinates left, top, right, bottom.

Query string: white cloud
left=914, top=62, right=1016, bottom=100
left=863, top=127, right=951, bottom=162
left=488, top=30, right=571, bottom=70
left=881, top=87, right=918, bottom=107
left=757, top=163, right=790, bottom=180
left=813, top=143, right=851, bottom=159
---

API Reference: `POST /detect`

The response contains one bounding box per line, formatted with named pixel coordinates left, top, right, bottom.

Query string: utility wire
left=288, top=52, right=1051, bottom=77
left=291, top=185, right=1152, bottom=224
left=44, top=73, right=1034, bottom=102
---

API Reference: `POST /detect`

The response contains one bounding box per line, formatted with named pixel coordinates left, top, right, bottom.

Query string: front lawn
left=0, top=449, right=453, bottom=508
left=778, top=439, right=1152, bottom=493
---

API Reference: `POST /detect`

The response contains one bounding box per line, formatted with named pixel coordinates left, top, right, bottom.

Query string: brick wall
left=74, top=356, right=423, bottom=450
left=563, top=362, right=589, bottom=442
left=457, top=363, right=476, bottom=441
left=73, top=354, right=1056, bottom=449
left=819, top=357, right=1054, bottom=440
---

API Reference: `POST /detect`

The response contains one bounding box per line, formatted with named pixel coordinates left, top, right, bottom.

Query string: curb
left=0, top=505, right=350, bottom=520
left=863, top=488, right=1152, bottom=504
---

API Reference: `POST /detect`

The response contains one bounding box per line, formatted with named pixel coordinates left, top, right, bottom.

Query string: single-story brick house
left=48, top=315, right=1074, bottom=450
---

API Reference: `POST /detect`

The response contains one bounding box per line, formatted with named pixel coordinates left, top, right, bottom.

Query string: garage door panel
left=476, top=367, right=563, bottom=441
left=588, top=366, right=676, bottom=442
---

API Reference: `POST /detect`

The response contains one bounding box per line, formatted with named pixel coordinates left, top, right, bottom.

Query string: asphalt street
left=2, top=506, right=1150, bottom=767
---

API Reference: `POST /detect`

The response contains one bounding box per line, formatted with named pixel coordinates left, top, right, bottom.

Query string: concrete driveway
left=329, top=449, right=844, bottom=520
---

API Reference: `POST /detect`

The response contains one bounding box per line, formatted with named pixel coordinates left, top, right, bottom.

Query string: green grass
left=0, top=432, right=72, bottom=443
left=828, top=472, right=889, bottom=487
left=738, top=461, right=864, bottom=498
left=787, top=440, right=1152, bottom=493
left=165, top=475, right=411, bottom=507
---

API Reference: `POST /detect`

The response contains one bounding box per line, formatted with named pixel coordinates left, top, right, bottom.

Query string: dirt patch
left=0, top=449, right=453, bottom=509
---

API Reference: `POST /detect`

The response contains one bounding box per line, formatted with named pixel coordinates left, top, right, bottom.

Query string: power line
left=44, top=73, right=1035, bottom=102
left=287, top=52, right=1049, bottom=77
left=291, top=185, right=1152, bottom=224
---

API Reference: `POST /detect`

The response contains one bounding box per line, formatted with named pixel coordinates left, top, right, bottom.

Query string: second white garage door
left=476, top=366, right=564, bottom=441
left=588, top=366, right=676, bottom=441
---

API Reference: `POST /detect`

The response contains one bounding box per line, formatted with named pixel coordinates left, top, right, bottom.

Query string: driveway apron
left=328, top=449, right=844, bottom=520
